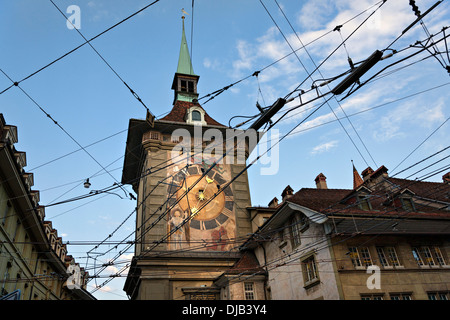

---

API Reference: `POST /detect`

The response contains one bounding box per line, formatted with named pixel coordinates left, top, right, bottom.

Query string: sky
left=1, top=0, right=449, bottom=300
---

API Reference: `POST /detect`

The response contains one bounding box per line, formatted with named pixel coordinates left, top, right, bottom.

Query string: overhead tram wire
left=117, top=171, right=450, bottom=288
left=264, top=0, right=388, bottom=130
left=87, top=94, right=331, bottom=289
left=255, top=30, right=450, bottom=133
left=390, top=115, right=450, bottom=176
left=84, top=80, right=450, bottom=288
left=229, top=172, right=450, bottom=286
left=74, top=2, right=446, bottom=290
left=341, top=28, right=450, bottom=99
left=0, top=69, right=130, bottom=200
left=261, top=0, right=376, bottom=168
left=196, top=0, right=386, bottom=105
left=100, top=95, right=336, bottom=294
left=93, top=170, right=450, bottom=292
left=275, top=0, right=379, bottom=168
left=4, top=78, right=447, bottom=218
left=124, top=142, right=450, bottom=276
left=49, top=0, right=154, bottom=117
left=0, top=0, right=162, bottom=97
left=284, top=0, right=388, bottom=102
left=384, top=0, right=445, bottom=54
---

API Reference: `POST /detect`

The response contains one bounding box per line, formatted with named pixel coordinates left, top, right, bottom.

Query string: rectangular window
left=290, top=216, right=302, bottom=247
left=348, top=247, right=362, bottom=267
left=432, top=247, right=446, bottom=266
left=302, top=255, right=319, bottom=287
left=439, top=293, right=449, bottom=300
left=180, top=80, right=187, bottom=92
left=428, top=292, right=449, bottom=300
left=361, top=294, right=384, bottom=300
left=244, top=282, right=255, bottom=300
left=360, top=247, right=372, bottom=267
left=428, top=293, right=437, bottom=300
left=188, top=81, right=194, bottom=93
left=386, top=247, right=400, bottom=266
left=421, top=246, right=435, bottom=266
left=376, top=247, right=389, bottom=267
left=412, top=247, right=423, bottom=266
left=390, top=293, right=412, bottom=300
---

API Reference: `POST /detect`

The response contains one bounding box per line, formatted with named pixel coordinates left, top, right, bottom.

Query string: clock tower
left=122, top=17, right=254, bottom=300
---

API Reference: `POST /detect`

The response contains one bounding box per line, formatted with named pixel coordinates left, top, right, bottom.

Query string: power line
left=0, top=68, right=129, bottom=199
left=0, top=0, right=162, bottom=97
left=49, top=0, right=154, bottom=116
left=197, top=0, right=386, bottom=105
left=267, top=0, right=378, bottom=168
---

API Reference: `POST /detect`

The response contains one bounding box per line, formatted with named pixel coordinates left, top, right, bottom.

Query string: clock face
left=166, top=156, right=236, bottom=252
left=170, top=164, right=234, bottom=231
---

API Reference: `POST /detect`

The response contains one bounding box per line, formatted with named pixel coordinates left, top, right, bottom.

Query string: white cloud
left=310, top=140, right=338, bottom=155
left=372, top=97, right=447, bottom=142
left=297, top=0, right=336, bottom=31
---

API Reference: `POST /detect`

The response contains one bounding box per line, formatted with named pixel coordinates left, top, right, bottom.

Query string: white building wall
left=254, top=212, right=340, bottom=300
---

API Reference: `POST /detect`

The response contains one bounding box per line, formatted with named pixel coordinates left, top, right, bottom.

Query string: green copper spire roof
left=177, top=17, right=196, bottom=76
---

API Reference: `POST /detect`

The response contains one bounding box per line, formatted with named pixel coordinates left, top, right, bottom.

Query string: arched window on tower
left=192, top=110, right=202, bottom=122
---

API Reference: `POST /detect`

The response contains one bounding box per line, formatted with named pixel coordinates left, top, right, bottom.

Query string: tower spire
left=177, top=15, right=195, bottom=76
left=352, top=160, right=363, bottom=189
left=171, top=15, right=200, bottom=104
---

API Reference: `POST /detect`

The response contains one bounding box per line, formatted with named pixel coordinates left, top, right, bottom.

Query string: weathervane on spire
left=181, top=8, right=189, bottom=19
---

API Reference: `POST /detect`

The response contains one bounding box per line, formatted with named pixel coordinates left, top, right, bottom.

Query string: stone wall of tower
left=134, top=126, right=254, bottom=256
left=230, top=163, right=253, bottom=240
left=136, top=144, right=172, bottom=255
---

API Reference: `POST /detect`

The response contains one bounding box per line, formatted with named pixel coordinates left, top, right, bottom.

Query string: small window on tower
left=192, top=110, right=202, bottom=122
left=188, top=81, right=194, bottom=93
left=181, top=80, right=187, bottom=92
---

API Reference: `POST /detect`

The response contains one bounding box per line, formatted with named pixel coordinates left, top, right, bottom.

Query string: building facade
left=0, top=114, right=94, bottom=300
left=244, top=166, right=450, bottom=300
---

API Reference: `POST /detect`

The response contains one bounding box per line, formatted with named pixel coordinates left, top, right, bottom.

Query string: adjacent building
left=241, top=166, right=450, bottom=300
left=0, top=114, right=95, bottom=300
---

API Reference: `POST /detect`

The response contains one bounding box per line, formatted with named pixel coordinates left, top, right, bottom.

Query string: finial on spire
left=181, top=8, right=189, bottom=19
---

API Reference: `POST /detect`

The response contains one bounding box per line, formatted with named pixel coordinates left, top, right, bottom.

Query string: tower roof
left=176, top=17, right=196, bottom=76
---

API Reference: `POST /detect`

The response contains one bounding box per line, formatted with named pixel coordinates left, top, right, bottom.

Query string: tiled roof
left=225, top=251, right=265, bottom=275
left=288, top=188, right=352, bottom=212
left=159, top=100, right=226, bottom=127
left=387, top=177, right=449, bottom=202
left=286, top=176, right=450, bottom=220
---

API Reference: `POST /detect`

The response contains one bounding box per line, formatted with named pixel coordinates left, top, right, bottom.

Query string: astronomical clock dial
left=166, top=159, right=236, bottom=252
left=169, top=163, right=234, bottom=231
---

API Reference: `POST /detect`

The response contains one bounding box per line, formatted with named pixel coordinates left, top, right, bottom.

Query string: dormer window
left=186, top=106, right=207, bottom=125
left=358, top=195, right=371, bottom=211
left=401, top=197, right=415, bottom=212
left=192, top=110, right=201, bottom=122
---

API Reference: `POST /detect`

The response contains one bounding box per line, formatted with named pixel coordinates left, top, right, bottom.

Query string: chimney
left=281, top=185, right=294, bottom=202
left=315, top=173, right=328, bottom=189
left=361, top=167, right=374, bottom=181
left=268, top=197, right=279, bottom=208
left=443, top=172, right=450, bottom=183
